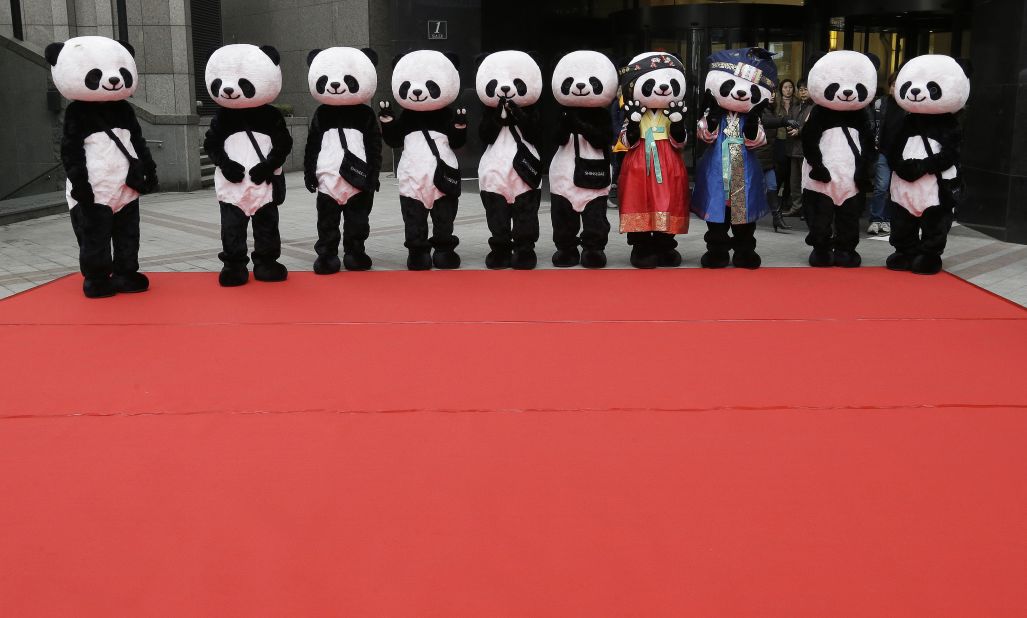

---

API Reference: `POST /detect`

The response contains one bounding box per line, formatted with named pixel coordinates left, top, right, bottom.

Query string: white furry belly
left=66, top=128, right=140, bottom=212
left=890, top=136, right=953, bottom=215
left=801, top=126, right=859, bottom=206
left=317, top=128, right=367, bottom=205
left=398, top=131, right=457, bottom=209
left=215, top=131, right=282, bottom=216
left=478, top=128, right=538, bottom=203
left=549, top=137, right=610, bottom=212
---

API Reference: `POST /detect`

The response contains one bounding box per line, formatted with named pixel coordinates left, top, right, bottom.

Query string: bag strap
left=573, top=132, right=580, bottom=158
left=103, top=128, right=137, bottom=162
left=337, top=127, right=348, bottom=150
left=245, top=130, right=267, bottom=163
left=509, top=124, right=525, bottom=146
left=422, top=129, right=443, bottom=161
left=841, top=126, right=861, bottom=160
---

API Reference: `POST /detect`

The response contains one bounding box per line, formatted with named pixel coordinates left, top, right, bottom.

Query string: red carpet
left=1, top=269, right=1025, bottom=616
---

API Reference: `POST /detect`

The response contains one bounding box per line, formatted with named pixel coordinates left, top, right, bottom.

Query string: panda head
left=626, top=52, right=686, bottom=109
left=704, top=48, right=778, bottom=114
left=807, top=50, right=879, bottom=111
left=475, top=50, right=543, bottom=108
left=45, top=36, right=137, bottom=102
left=205, top=44, right=282, bottom=110
left=307, top=47, right=378, bottom=106
left=551, top=50, right=617, bottom=108
left=895, top=54, right=970, bottom=115
left=391, top=50, right=461, bottom=112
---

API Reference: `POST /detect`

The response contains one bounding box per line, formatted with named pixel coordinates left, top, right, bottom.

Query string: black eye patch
left=824, top=83, right=840, bottom=101
left=513, top=78, right=527, bottom=96
left=399, top=81, right=411, bottom=99
left=344, top=75, right=359, bottom=92
left=239, top=79, right=256, bottom=98
left=85, top=68, right=103, bottom=90
left=560, top=77, right=574, bottom=96
left=856, top=83, right=869, bottom=102
left=119, top=68, right=134, bottom=89
left=670, top=78, right=681, bottom=97
left=642, top=78, right=657, bottom=97
left=719, top=78, right=736, bottom=98
left=209, top=78, right=222, bottom=97
left=927, top=81, right=942, bottom=100
left=485, top=79, right=498, bottom=98
left=749, top=85, right=763, bottom=104
left=426, top=80, right=441, bottom=98
left=899, top=81, right=912, bottom=99
left=316, top=75, right=329, bottom=94
left=589, top=76, right=603, bottom=94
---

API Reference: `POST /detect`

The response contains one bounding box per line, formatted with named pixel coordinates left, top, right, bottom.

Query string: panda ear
left=260, top=45, right=281, bottom=66
left=444, top=52, right=461, bottom=70
left=306, top=49, right=322, bottom=67
left=361, top=48, right=378, bottom=66
left=391, top=53, right=406, bottom=69
left=865, top=52, right=881, bottom=71
left=807, top=50, right=828, bottom=69
left=44, top=42, right=64, bottom=67
left=119, top=40, right=136, bottom=58
left=749, top=47, right=774, bottom=61
left=955, top=57, right=973, bottom=78
left=474, top=53, right=489, bottom=69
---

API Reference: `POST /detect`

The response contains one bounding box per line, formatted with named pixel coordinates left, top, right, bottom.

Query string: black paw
left=699, top=251, right=730, bottom=269
left=111, top=272, right=150, bottom=293
left=254, top=261, right=288, bottom=282
left=911, top=254, right=943, bottom=275
left=832, top=250, right=862, bottom=268
left=343, top=252, right=373, bottom=271
left=580, top=249, right=607, bottom=269
left=432, top=249, right=461, bottom=270
left=407, top=249, right=433, bottom=271
left=808, top=248, right=834, bottom=267
left=218, top=266, right=249, bottom=287
left=630, top=245, right=659, bottom=269
left=732, top=251, right=762, bottom=269
left=808, top=166, right=832, bottom=183
left=552, top=248, right=580, bottom=268
left=885, top=251, right=914, bottom=271
left=313, top=255, right=342, bottom=275
left=82, top=277, right=116, bottom=298
left=485, top=250, right=511, bottom=269
left=511, top=249, right=537, bottom=270
left=658, top=249, right=683, bottom=268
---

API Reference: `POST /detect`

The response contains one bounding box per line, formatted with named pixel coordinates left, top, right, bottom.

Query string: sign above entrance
left=428, top=20, right=447, bottom=40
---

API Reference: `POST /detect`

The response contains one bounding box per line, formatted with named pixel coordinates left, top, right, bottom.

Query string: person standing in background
left=774, top=79, right=795, bottom=207
left=608, top=93, right=627, bottom=207
left=867, top=72, right=902, bottom=235
left=755, top=90, right=791, bottom=231
left=780, top=80, right=813, bottom=217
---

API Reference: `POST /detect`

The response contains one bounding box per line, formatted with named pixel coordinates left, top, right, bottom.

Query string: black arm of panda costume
left=917, top=114, right=961, bottom=176
left=61, top=102, right=93, bottom=204
left=250, top=106, right=293, bottom=185
left=702, top=90, right=725, bottom=134
left=479, top=105, right=504, bottom=145
left=446, top=107, right=467, bottom=149
left=622, top=100, right=643, bottom=147
left=122, top=101, right=159, bottom=194
left=304, top=108, right=326, bottom=192
left=801, top=106, right=831, bottom=182
left=362, top=105, right=384, bottom=189
left=379, top=104, right=407, bottom=149
left=742, top=100, right=769, bottom=142
left=853, top=111, right=877, bottom=192
left=203, top=111, right=246, bottom=183
left=509, top=102, right=542, bottom=148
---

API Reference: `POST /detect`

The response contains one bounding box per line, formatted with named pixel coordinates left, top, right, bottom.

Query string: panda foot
left=832, top=250, right=862, bottom=268
left=313, top=255, right=341, bottom=275
left=218, top=266, right=249, bottom=287
left=343, top=252, right=372, bottom=271
left=512, top=249, right=537, bottom=270
left=485, top=250, right=511, bottom=269
left=580, top=249, right=607, bottom=269
left=886, top=251, right=914, bottom=271
left=630, top=245, right=658, bottom=269
left=83, top=276, right=116, bottom=298
left=432, top=249, right=461, bottom=269
left=911, top=254, right=943, bottom=275
left=658, top=249, right=683, bottom=267
left=552, top=248, right=580, bottom=267
left=699, top=251, right=730, bottom=269
left=112, top=272, right=150, bottom=293
left=407, top=249, right=433, bottom=271
left=732, top=251, right=762, bottom=269
left=808, top=248, right=834, bottom=267
left=254, top=261, right=288, bottom=282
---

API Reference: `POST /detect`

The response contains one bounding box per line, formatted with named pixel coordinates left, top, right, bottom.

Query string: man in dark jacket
left=867, top=72, right=904, bottom=235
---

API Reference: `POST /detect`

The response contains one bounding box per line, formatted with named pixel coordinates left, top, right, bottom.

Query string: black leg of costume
left=313, top=192, right=342, bottom=274
left=429, top=194, right=460, bottom=269
left=70, top=201, right=116, bottom=297
left=400, top=195, right=432, bottom=270
left=653, top=232, right=681, bottom=267
left=550, top=193, right=581, bottom=267
left=887, top=202, right=919, bottom=271
left=832, top=194, right=864, bottom=267
left=110, top=200, right=149, bottom=293
left=803, top=190, right=835, bottom=267
left=730, top=222, right=760, bottom=269
left=627, top=231, right=658, bottom=269
left=218, top=201, right=251, bottom=286
left=482, top=190, right=513, bottom=269
left=511, top=189, right=541, bottom=270
left=341, top=191, right=373, bottom=271
left=251, top=204, right=287, bottom=282
left=912, top=204, right=954, bottom=274
left=579, top=196, right=610, bottom=268
left=701, top=221, right=731, bottom=268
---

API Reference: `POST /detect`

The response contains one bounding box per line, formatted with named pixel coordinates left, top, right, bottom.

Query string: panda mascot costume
left=46, top=36, right=158, bottom=298
left=800, top=51, right=879, bottom=268
left=616, top=52, right=690, bottom=268
left=304, top=47, right=382, bottom=274
left=548, top=50, right=618, bottom=269
left=886, top=55, right=970, bottom=275
left=692, top=47, right=776, bottom=269
left=379, top=50, right=467, bottom=271
left=475, top=50, right=544, bottom=270
left=203, top=44, right=293, bottom=287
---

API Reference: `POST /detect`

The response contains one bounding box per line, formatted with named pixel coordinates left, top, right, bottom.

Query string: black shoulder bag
left=245, top=130, right=286, bottom=205
left=103, top=128, right=148, bottom=193
left=572, top=133, right=610, bottom=189
left=336, top=128, right=374, bottom=192
left=840, top=125, right=872, bottom=192
left=920, top=134, right=964, bottom=214
left=509, top=125, right=543, bottom=188
left=422, top=129, right=462, bottom=197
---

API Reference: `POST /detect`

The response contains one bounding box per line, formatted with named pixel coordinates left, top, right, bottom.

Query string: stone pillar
left=125, top=0, right=194, bottom=115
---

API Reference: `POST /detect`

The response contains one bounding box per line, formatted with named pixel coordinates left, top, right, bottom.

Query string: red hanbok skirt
left=617, top=140, right=689, bottom=234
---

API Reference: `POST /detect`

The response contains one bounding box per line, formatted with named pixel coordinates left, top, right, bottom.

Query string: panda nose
left=658, top=84, right=669, bottom=92
left=842, top=89, right=853, bottom=97
left=331, top=81, right=341, bottom=90
left=108, top=76, right=121, bottom=86
left=223, top=86, right=235, bottom=95
left=736, top=89, right=747, bottom=97
left=412, top=88, right=423, bottom=97
left=910, top=87, right=921, bottom=96
left=576, top=82, right=586, bottom=90
left=500, top=85, right=511, bottom=94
